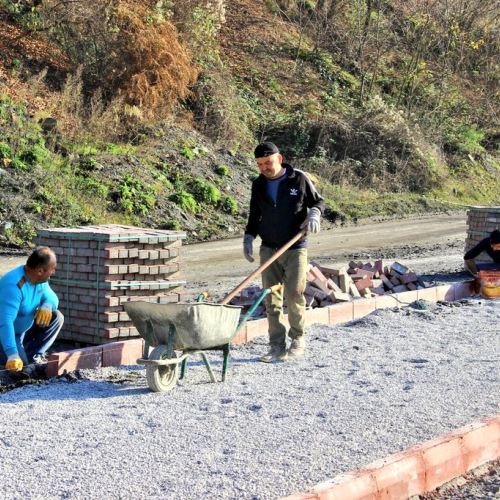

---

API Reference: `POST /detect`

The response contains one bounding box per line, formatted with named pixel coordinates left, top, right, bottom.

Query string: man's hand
left=243, top=234, right=255, bottom=262
left=6, top=354, right=23, bottom=372
left=35, top=304, right=52, bottom=327
left=301, top=207, right=321, bottom=234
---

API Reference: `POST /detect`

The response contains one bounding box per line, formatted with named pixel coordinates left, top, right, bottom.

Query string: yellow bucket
left=478, top=271, right=500, bottom=299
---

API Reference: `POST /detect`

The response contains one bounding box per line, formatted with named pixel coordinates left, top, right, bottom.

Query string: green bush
left=215, top=164, right=230, bottom=176
left=0, top=95, right=52, bottom=171
left=76, top=176, right=109, bottom=198
left=162, top=220, right=182, bottom=230
left=445, top=124, right=485, bottom=155
left=169, top=190, right=198, bottom=214
left=18, top=143, right=50, bottom=166
left=189, top=178, right=221, bottom=205
left=3, top=220, right=37, bottom=246
left=117, top=174, right=156, bottom=215
left=0, top=142, right=12, bottom=160
left=221, top=196, right=238, bottom=215
left=105, top=143, right=136, bottom=155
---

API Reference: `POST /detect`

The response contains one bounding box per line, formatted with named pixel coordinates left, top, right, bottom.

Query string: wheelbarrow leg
left=143, top=340, right=150, bottom=360
left=200, top=353, right=217, bottom=383
left=222, top=344, right=230, bottom=382
left=180, top=357, right=188, bottom=380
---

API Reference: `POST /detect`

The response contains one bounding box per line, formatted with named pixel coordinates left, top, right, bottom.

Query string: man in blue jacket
left=0, top=246, right=64, bottom=373
left=243, top=142, right=324, bottom=362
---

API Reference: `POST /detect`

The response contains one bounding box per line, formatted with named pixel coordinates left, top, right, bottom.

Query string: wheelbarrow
left=124, top=284, right=281, bottom=392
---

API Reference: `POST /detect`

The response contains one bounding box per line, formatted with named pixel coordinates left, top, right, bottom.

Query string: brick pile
left=305, top=260, right=426, bottom=307
left=35, top=224, right=186, bottom=344
left=230, top=259, right=426, bottom=313
left=229, top=286, right=266, bottom=318
left=465, top=207, right=500, bottom=262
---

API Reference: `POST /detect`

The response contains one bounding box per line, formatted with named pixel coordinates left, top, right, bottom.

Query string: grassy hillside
left=0, top=0, right=499, bottom=248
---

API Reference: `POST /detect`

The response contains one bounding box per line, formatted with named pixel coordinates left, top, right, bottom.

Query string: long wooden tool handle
left=220, top=231, right=305, bottom=305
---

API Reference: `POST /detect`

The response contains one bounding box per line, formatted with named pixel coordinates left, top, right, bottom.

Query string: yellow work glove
left=6, top=354, right=23, bottom=372
left=35, top=304, right=52, bottom=327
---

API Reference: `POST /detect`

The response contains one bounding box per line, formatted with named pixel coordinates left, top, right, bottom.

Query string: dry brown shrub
left=109, top=2, right=198, bottom=119
left=39, top=0, right=198, bottom=124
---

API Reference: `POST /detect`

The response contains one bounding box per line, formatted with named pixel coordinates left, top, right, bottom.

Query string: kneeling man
left=0, top=246, right=64, bottom=373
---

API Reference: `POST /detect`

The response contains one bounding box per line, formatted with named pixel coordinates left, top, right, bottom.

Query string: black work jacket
left=245, top=164, right=325, bottom=249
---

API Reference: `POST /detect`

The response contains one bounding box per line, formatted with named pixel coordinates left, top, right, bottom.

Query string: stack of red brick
left=35, top=224, right=186, bottom=344
left=305, top=260, right=426, bottom=307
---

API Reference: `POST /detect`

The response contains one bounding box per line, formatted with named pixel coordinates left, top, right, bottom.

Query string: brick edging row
left=283, top=414, right=500, bottom=499
left=46, top=281, right=475, bottom=377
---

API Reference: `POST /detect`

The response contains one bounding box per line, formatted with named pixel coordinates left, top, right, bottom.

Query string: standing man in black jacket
left=243, top=142, right=325, bottom=362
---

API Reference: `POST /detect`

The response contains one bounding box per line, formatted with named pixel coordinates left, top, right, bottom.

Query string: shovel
left=220, top=230, right=305, bottom=305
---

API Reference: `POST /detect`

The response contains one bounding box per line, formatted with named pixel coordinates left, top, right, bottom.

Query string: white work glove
left=243, top=234, right=255, bottom=262
left=6, top=354, right=23, bottom=372
left=300, top=207, right=321, bottom=234
left=35, top=303, right=52, bottom=327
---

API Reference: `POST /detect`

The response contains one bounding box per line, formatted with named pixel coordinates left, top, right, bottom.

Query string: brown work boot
left=259, top=345, right=288, bottom=363
left=288, top=337, right=305, bottom=359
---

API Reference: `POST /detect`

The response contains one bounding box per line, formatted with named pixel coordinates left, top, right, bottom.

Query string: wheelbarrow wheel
left=146, top=345, right=179, bottom=393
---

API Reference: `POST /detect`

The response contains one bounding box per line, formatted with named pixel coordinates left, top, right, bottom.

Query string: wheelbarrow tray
left=124, top=301, right=241, bottom=350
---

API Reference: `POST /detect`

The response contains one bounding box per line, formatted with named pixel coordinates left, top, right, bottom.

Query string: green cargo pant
left=260, top=246, right=308, bottom=347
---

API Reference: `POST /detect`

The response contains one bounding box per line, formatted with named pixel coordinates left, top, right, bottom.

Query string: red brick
left=368, top=449, right=426, bottom=499
left=309, top=266, right=329, bottom=283
left=328, top=302, right=354, bottom=325
left=420, top=436, right=466, bottom=492
left=46, top=353, right=61, bottom=377
left=394, top=290, right=418, bottom=305
left=310, top=471, right=378, bottom=499
left=375, top=294, right=398, bottom=309
left=53, top=346, right=103, bottom=375
left=305, top=307, right=330, bottom=325
left=353, top=298, right=376, bottom=319
left=350, top=270, right=369, bottom=280
left=245, top=318, right=268, bottom=342
left=461, top=419, right=500, bottom=471
left=417, top=286, right=437, bottom=302
left=452, top=281, right=475, bottom=300
left=401, top=272, right=418, bottom=284
left=355, top=278, right=373, bottom=292
left=435, top=285, right=455, bottom=301
left=102, top=339, right=143, bottom=367
left=231, top=328, right=247, bottom=345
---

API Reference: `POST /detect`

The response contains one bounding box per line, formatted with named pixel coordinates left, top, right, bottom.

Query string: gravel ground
left=0, top=298, right=498, bottom=499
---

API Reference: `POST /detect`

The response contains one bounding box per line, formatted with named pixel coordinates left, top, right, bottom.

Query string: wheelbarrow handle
left=220, top=231, right=305, bottom=305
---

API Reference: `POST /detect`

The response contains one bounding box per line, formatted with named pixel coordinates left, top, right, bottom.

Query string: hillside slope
left=0, top=0, right=498, bottom=248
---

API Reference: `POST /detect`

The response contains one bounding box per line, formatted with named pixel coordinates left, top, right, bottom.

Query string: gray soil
left=0, top=298, right=498, bottom=499
left=2, top=213, right=497, bottom=499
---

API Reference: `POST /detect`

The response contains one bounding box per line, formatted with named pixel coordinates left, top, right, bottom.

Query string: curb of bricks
left=46, top=280, right=475, bottom=376
left=282, top=414, right=500, bottom=500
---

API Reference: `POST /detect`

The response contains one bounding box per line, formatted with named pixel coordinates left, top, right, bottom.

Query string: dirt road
left=0, top=213, right=469, bottom=297
left=181, top=213, right=468, bottom=298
